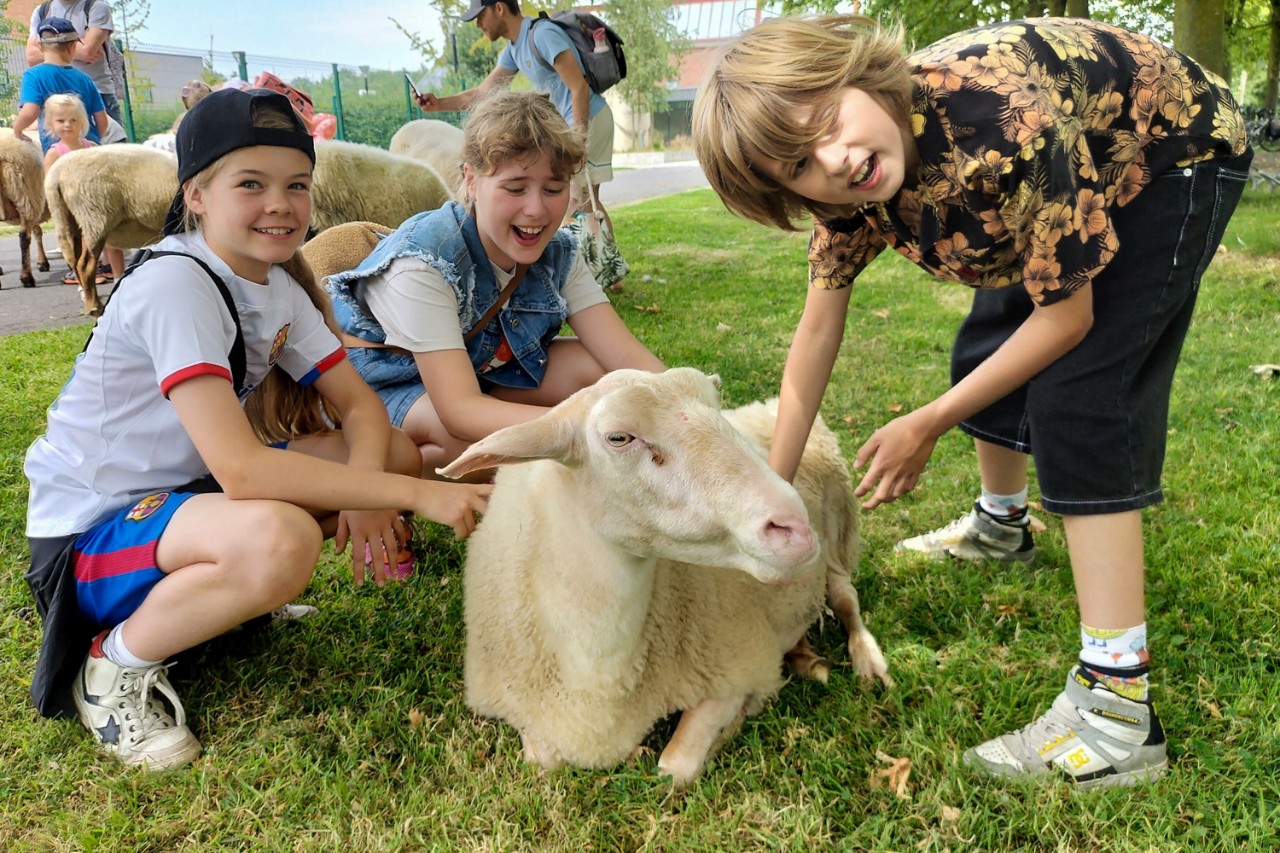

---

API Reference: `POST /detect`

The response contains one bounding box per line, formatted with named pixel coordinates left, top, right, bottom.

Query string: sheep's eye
left=604, top=432, right=633, bottom=447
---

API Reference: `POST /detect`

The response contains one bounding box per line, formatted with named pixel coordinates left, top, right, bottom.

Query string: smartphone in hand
left=405, top=73, right=422, bottom=101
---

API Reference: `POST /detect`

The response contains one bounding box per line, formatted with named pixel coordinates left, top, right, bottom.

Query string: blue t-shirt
left=497, top=17, right=605, bottom=125
left=19, top=63, right=106, bottom=148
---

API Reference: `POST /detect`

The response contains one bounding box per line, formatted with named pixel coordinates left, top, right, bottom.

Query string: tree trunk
left=1267, top=0, right=1280, bottom=111
left=1175, top=0, right=1227, bottom=79
left=1065, top=0, right=1089, bottom=17
left=1046, top=0, right=1066, bottom=15
left=1027, top=0, right=1048, bottom=16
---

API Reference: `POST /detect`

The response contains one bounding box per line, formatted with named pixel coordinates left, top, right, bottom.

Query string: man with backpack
left=26, top=1, right=122, bottom=128
left=415, top=0, right=619, bottom=233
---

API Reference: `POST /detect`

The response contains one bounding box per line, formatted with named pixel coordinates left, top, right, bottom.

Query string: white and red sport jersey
left=25, top=231, right=345, bottom=538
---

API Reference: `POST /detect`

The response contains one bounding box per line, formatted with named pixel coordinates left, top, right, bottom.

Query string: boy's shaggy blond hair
left=693, top=15, right=912, bottom=231
left=461, top=90, right=585, bottom=187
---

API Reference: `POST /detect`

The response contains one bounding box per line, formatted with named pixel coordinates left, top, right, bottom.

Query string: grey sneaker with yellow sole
left=963, top=666, right=1168, bottom=788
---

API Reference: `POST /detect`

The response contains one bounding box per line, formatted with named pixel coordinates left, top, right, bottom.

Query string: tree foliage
left=598, top=0, right=690, bottom=113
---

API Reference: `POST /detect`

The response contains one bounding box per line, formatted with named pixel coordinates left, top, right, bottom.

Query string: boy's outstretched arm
left=770, top=283, right=853, bottom=483
left=854, top=281, right=1094, bottom=508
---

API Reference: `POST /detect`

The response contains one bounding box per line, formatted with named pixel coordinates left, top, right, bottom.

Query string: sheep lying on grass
left=389, top=118, right=465, bottom=198
left=0, top=135, right=50, bottom=288
left=440, top=368, right=890, bottom=788
left=312, top=140, right=454, bottom=232
left=44, top=144, right=177, bottom=315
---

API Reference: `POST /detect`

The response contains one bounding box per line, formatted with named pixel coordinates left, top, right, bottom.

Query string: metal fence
left=0, top=33, right=463, bottom=149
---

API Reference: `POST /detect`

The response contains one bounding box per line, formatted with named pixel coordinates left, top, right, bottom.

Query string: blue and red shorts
left=72, top=490, right=202, bottom=627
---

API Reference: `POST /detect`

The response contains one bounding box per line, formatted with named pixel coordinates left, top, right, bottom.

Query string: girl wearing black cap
left=23, top=87, right=492, bottom=772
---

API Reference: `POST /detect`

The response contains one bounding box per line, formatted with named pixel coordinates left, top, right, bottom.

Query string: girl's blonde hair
left=182, top=98, right=339, bottom=443
left=460, top=90, right=585, bottom=193
left=693, top=15, right=912, bottom=231
left=43, top=93, right=89, bottom=137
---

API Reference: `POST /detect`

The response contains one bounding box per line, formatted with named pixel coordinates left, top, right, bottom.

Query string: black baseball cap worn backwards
left=163, top=87, right=317, bottom=236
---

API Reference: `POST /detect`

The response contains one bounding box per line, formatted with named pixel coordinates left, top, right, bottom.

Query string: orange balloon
left=311, top=112, right=337, bottom=140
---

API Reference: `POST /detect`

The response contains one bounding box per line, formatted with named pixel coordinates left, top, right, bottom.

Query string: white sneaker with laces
left=963, top=666, right=1168, bottom=788
left=73, top=632, right=202, bottom=771
left=895, top=501, right=1036, bottom=564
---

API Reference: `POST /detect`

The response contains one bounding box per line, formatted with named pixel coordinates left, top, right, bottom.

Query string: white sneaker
left=73, top=632, right=202, bottom=771
left=964, top=666, right=1168, bottom=788
left=895, top=501, right=1036, bottom=564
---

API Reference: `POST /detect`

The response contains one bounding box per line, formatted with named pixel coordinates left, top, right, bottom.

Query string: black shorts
left=952, top=150, right=1253, bottom=515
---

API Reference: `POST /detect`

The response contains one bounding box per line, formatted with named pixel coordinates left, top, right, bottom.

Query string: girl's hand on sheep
left=418, top=481, right=493, bottom=539
left=336, top=508, right=408, bottom=587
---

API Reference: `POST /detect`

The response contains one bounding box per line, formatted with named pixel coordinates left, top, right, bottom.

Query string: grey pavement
left=0, top=160, right=710, bottom=338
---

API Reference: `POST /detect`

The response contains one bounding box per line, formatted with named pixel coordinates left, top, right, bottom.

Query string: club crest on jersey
left=269, top=324, right=291, bottom=366
left=126, top=492, right=170, bottom=521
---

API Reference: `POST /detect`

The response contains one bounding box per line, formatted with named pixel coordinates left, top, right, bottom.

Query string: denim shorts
left=346, top=346, right=426, bottom=428
left=951, top=149, right=1253, bottom=515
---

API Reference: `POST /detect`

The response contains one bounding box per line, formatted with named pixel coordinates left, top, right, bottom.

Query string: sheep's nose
left=760, top=514, right=816, bottom=564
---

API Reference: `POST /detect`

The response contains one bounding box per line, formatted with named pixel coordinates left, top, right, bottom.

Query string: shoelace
left=119, top=663, right=186, bottom=743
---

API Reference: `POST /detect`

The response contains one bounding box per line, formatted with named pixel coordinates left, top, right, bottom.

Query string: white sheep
left=439, top=367, right=890, bottom=788
left=44, top=143, right=177, bottom=316
left=311, top=139, right=454, bottom=233
left=44, top=138, right=456, bottom=315
left=0, top=134, right=50, bottom=289
left=388, top=118, right=465, bottom=199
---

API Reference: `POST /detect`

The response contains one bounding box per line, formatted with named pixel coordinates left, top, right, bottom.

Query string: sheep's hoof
left=38, top=260, right=50, bottom=272
left=20, top=273, right=35, bottom=287
left=657, top=750, right=704, bottom=790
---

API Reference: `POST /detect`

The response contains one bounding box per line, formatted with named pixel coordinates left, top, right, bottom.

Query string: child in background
left=12, top=16, right=105, bottom=148
left=41, top=92, right=94, bottom=168
left=24, top=88, right=492, bottom=772
left=694, top=15, right=1251, bottom=786
left=328, top=90, right=663, bottom=474
left=40, top=92, right=125, bottom=285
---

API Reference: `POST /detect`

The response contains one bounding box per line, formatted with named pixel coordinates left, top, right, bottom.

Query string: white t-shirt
left=358, top=251, right=607, bottom=353
left=25, top=232, right=345, bottom=537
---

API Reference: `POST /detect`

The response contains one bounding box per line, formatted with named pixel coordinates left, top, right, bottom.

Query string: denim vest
left=327, top=201, right=579, bottom=389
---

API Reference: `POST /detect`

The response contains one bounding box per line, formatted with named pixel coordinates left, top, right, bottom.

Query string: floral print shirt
left=809, top=18, right=1249, bottom=305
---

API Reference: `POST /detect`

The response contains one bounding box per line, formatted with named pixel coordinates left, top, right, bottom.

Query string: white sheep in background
left=389, top=118, right=465, bottom=199
left=440, top=368, right=890, bottom=788
left=311, top=139, right=454, bottom=233
left=0, top=135, right=50, bottom=288
left=44, top=144, right=177, bottom=316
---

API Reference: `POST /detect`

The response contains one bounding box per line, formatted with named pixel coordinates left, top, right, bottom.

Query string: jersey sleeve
left=274, top=277, right=346, bottom=386
left=113, top=260, right=241, bottom=397
left=808, top=216, right=887, bottom=290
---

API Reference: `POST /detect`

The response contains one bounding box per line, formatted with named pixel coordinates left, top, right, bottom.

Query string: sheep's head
left=439, top=368, right=818, bottom=584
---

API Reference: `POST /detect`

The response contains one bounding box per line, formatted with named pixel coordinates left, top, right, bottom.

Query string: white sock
left=979, top=488, right=1028, bottom=521
left=101, top=622, right=162, bottom=669
left=1079, top=622, right=1148, bottom=670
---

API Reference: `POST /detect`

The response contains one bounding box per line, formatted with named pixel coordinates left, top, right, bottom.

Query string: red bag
left=252, top=72, right=316, bottom=126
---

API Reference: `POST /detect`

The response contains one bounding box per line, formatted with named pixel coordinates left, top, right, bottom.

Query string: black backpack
left=529, top=10, right=626, bottom=95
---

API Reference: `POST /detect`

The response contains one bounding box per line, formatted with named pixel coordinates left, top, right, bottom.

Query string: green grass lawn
left=1, top=187, right=1278, bottom=851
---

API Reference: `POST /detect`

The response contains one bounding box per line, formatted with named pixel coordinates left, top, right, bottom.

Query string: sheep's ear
left=437, top=414, right=583, bottom=479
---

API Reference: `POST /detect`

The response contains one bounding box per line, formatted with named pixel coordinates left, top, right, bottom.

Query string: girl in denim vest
left=328, top=91, right=663, bottom=476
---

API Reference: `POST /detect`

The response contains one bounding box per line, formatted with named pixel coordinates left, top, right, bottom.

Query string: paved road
left=0, top=160, right=710, bottom=337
